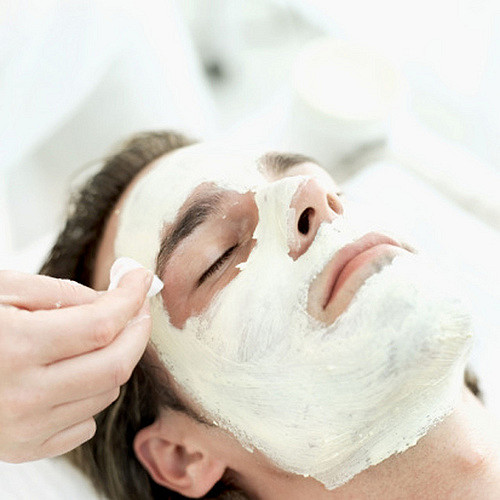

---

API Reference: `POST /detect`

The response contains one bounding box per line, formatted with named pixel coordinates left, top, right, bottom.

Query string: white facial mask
left=115, top=143, right=472, bottom=489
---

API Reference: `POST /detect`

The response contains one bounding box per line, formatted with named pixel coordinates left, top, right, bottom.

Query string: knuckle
left=54, top=277, right=78, bottom=304
left=130, top=288, right=146, bottom=311
left=93, top=315, right=118, bottom=346
left=96, top=389, right=120, bottom=414
left=110, top=387, right=121, bottom=404
left=112, top=358, right=132, bottom=387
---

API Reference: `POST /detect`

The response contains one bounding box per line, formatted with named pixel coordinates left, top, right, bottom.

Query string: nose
left=288, top=178, right=343, bottom=260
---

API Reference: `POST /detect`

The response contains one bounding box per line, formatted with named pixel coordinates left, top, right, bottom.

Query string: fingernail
left=108, top=257, right=164, bottom=297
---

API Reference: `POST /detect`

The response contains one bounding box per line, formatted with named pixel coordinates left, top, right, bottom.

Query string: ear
left=133, top=412, right=227, bottom=498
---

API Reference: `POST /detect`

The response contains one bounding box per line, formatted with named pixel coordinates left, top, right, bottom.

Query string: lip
left=321, top=232, right=403, bottom=310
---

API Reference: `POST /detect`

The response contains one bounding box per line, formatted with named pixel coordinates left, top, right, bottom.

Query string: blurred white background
left=0, top=0, right=499, bottom=412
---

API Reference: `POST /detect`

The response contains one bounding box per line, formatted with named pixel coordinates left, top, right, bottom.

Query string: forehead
left=141, top=143, right=266, bottom=218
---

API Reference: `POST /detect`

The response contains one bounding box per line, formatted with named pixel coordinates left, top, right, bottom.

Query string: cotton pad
left=108, top=256, right=164, bottom=298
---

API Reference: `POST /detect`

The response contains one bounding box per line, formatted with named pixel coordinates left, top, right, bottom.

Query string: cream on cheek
left=115, top=145, right=473, bottom=491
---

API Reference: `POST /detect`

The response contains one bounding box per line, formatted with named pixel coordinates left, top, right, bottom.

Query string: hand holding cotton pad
left=108, top=257, right=164, bottom=297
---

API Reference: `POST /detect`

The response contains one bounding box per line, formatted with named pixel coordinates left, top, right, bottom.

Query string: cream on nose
left=288, top=178, right=343, bottom=260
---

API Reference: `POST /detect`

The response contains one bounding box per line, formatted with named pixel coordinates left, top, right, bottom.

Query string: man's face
left=111, top=143, right=471, bottom=489
left=115, top=143, right=405, bottom=330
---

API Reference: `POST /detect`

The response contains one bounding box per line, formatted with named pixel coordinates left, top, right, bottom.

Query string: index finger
left=30, top=268, right=154, bottom=363
left=0, top=270, right=98, bottom=311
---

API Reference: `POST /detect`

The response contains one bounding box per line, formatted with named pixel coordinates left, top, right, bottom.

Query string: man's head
left=41, top=131, right=476, bottom=500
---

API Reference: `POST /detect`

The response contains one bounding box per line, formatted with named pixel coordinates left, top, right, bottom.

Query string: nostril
left=298, top=207, right=314, bottom=235
left=327, top=193, right=343, bottom=215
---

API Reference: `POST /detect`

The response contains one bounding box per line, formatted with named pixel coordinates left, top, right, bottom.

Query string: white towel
left=0, top=457, right=105, bottom=499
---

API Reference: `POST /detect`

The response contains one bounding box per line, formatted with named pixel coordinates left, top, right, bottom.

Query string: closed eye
left=198, top=245, right=238, bottom=286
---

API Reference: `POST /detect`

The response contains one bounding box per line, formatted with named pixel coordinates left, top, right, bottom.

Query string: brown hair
left=40, top=131, right=248, bottom=500
left=40, top=130, right=481, bottom=499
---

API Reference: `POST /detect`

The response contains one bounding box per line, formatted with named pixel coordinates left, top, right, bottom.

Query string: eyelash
left=198, top=245, right=238, bottom=286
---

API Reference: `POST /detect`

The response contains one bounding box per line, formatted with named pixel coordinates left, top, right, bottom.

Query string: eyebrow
left=257, top=152, right=317, bottom=174
left=156, top=188, right=225, bottom=274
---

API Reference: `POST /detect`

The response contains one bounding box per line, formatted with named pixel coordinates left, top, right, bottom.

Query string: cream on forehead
left=115, top=145, right=472, bottom=489
left=115, top=142, right=264, bottom=270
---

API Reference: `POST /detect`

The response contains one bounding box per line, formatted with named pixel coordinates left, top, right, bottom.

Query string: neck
left=248, top=388, right=500, bottom=499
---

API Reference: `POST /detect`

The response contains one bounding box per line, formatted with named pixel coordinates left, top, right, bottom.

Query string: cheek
left=162, top=253, right=256, bottom=330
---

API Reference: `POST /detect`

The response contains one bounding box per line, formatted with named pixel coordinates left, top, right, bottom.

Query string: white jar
left=287, top=38, right=403, bottom=171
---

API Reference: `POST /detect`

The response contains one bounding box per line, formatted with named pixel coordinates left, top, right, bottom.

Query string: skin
left=93, top=150, right=500, bottom=499
left=0, top=268, right=153, bottom=463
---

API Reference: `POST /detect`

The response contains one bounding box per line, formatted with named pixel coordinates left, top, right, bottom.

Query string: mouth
left=321, top=232, right=407, bottom=311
